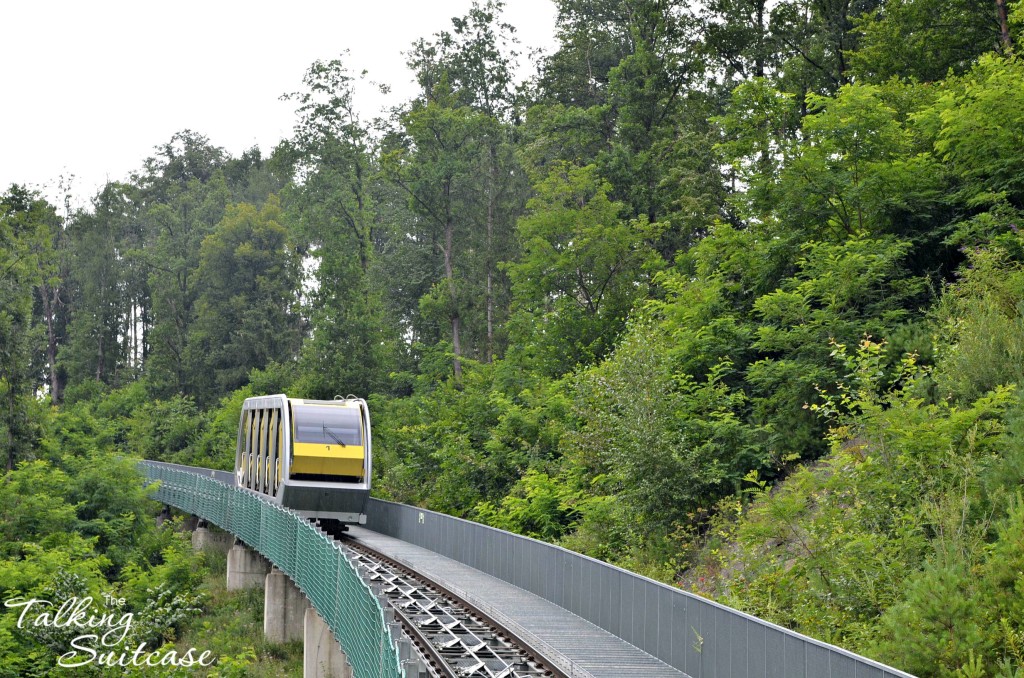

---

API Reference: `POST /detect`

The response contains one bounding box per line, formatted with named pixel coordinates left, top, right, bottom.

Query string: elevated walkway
left=141, top=460, right=916, bottom=678
left=349, top=526, right=685, bottom=677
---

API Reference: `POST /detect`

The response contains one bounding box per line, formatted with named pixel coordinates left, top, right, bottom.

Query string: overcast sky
left=0, top=1, right=558, bottom=207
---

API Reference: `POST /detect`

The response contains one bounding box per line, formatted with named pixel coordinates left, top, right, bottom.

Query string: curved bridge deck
left=141, top=460, right=916, bottom=678
left=348, top=525, right=685, bottom=677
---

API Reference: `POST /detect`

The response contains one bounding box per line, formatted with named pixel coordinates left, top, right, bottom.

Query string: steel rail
left=315, top=521, right=572, bottom=678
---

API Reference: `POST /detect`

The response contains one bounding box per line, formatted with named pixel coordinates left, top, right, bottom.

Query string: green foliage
left=714, top=79, right=798, bottom=221
left=0, top=426, right=207, bottom=675
left=373, top=363, right=517, bottom=513
left=850, top=0, right=999, bottom=83
left=475, top=470, right=582, bottom=540
left=931, top=55, right=1024, bottom=210
left=188, top=196, right=301, bottom=402
left=172, top=562, right=303, bottom=678
left=571, top=319, right=767, bottom=532
left=718, top=338, right=1012, bottom=646
left=0, top=185, right=55, bottom=470
left=779, top=83, right=943, bottom=240
left=934, top=241, right=1024, bottom=402
left=126, top=395, right=203, bottom=464
left=141, top=133, right=234, bottom=400
left=506, top=162, right=662, bottom=376
left=193, top=385, right=253, bottom=470
left=282, top=56, right=408, bottom=398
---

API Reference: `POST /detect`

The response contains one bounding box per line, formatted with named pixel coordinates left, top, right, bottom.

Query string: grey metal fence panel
left=571, top=550, right=584, bottom=620
left=706, top=604, right=723, bottom=677
left=685, top=597, right=704, bottom=674
left=561, top=549, right=574, bottom=611
left=661, top=581, right=672, bottom=661
left=858, top=662, right=885, bottom=678
left=494, top=530, right=507, bottom=583
left=645, top=579, right=662, bottom=662
left=766, top=626, right=787, bottom=677
left=786, top=632, right=807, bottom=678
left=808, top=644, right=831, bottom=676
left=728, top=609, right=747, bottom=678
left=365, top=497, right=915, bottom=678
left=668, top=593, right=684, bottom=671
left=578, top=556, right=593, bottom=626
left=747, top=619, right=767, bottom=678
left=645, top=579, right=660, bottom=660
left=622, top=571, right=636, bottom=641
left=833, top=650, right=859, bottom=678
left=601, top=561, right=616, bottom=632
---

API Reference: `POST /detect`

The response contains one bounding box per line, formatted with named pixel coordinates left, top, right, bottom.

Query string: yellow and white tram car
left=235, top=394, right=371, bottom=524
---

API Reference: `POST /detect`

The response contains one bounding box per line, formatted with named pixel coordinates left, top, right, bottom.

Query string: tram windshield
left=293, top=404, right=362, bottom=446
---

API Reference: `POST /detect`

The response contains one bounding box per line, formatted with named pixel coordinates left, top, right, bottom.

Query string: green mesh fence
left=139, top=461, right=402, bottom=678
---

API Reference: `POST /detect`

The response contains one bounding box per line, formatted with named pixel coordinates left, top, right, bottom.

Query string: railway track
left=315, top=520, right=570, bottom=678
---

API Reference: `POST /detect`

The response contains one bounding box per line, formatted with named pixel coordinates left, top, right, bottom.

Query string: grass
left=174, top=542, right=303, bottom=677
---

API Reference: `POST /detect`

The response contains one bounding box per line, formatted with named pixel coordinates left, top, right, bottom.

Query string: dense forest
left=3, top=0, right=1024, bottom=674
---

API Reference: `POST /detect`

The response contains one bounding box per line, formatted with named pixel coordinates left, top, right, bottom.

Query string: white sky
left=0, top=1, right=558, bottom=207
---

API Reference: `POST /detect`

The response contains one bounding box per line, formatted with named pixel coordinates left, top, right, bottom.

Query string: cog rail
left=315, top=521, right=572, bottom=678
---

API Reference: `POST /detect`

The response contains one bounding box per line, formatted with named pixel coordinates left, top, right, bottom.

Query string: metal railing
left=140, top=461, right=402, bottom=678
left=366, top=498, right=916, bottom=678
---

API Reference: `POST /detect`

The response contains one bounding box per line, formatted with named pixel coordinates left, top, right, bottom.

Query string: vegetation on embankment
left=172, top=545, right=303, bottom=678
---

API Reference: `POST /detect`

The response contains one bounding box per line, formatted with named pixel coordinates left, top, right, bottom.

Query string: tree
left=383, top=95, right=489, bottom=380
left=37, top=177, right=72, bottom=403
left=764, top=0, right=881, bottom=117
left=0, top=186, right=53, bottom=469
left=282, top=57, right=403, bottom=397
left=61, top=183, right=135, bottom=388
left=397, top=2, right=526, bottom=365
left=505, top=163, right=661, bottom=376
left=702, top=0, right=778, bottom=81
left=408, top=0, right=519, bottom=120
left=538, top=0, right=652, bottom=108
left=188, top=196, right=301, bottom=401
left=932, top=55, right=1024, bottom=211
left=572, top=319, right=765, bottom=532
left=775, top=83, right=943, bottom=242
left=850, top=0, right=1002, bottom=83
left=534, top=0, right=724, bottom=257
left=138, top=132, right=231, bottom=397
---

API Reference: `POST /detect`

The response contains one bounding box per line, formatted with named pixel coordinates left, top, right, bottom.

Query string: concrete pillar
left=155, top=505, right=172, bottom=527
left=303, top=608, right=353, bottom=678
left=192, top=522, right=233, bottom=554
left=264, top=568, right=309, bottom=643
left=226, top=542, right=270, bottom=591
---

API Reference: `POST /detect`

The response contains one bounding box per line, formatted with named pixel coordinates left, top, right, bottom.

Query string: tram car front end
left=234, top=394, right=371, bottom=524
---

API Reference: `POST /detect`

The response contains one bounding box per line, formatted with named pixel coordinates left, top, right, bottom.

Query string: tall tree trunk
left=996, top=0, right=1012, bottom=51
left=485, top=152, right=495, bottom=363
left=355, top=157, right=370, bottom=275
left=40, top=282, right=61, bottom=402
left=131, top=302, right=137, bottom=369
left=6, top=388, right=16, bottom=472
left=444, top=182, right=462, bottom=380
left=142, top=302, right=149, bottom=362
left=756, top=0, right=766, bottom=78
left=96, top=331, right=105, bottom=382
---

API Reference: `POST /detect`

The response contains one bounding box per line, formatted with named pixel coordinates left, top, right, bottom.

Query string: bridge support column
left=192, top=521, right=233, bottom=554
left=155, top=505, right=172, bottom=527
left=226, top=542, right=270, bottom=591
left=265, top=567, right=309, bottom=643
left=303, top=608, right=352, bottom=678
